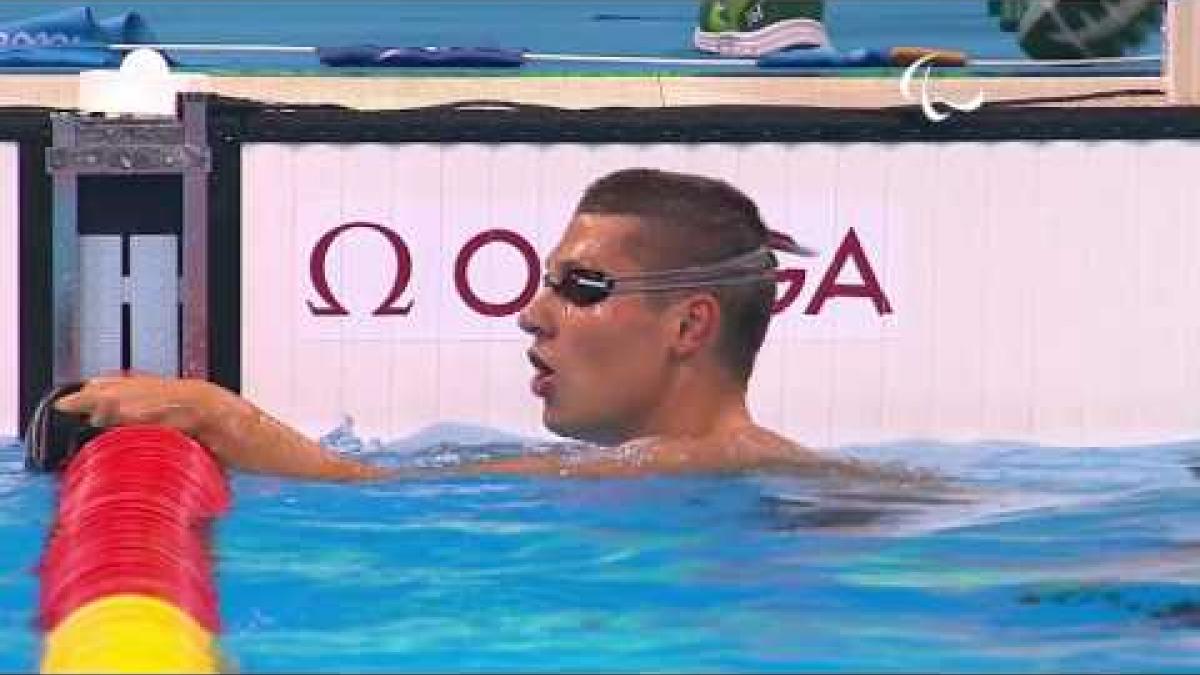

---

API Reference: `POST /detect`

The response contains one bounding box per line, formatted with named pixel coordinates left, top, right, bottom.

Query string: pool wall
left=235, top=134, right=1200, bottom=449
left=1, top=142, right=17, bottom=436
left=1, top=110, right=50, bottom=439
left=2, top=99, right=1200, bottom=450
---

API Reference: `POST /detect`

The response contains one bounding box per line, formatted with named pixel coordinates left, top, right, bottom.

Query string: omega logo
left=307, top=221, right=416, bottom=316
left=307, top=223, right=892, bottom=318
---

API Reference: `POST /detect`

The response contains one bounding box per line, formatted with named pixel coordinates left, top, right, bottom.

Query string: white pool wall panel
left=241, top=141, right=1200, bottom=448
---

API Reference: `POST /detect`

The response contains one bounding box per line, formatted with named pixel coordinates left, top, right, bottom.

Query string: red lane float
left=36, top=426, right=230, bottom=673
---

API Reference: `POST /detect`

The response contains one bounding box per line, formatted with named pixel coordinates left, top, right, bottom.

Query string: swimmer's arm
left=456, top=454, right=591, bottom=477
left=461, top=455, right=643, bottom=477
left=459, top=445, right=696, bottom=478
left=194, top=392, right=394, bottom=482
left=457, top=455, right=561, bottom=475
left=54, top=375, right=393, bottom=482
left=53, top=375, right=666, bottom=480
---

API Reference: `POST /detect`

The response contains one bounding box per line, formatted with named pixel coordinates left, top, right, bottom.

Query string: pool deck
left=0, top=73, right=1173, bottom=111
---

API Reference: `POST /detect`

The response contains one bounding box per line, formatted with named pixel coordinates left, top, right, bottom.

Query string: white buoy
left=118, top=47, right=173, bottom=79
left=78, top=47, right=209, bottom=117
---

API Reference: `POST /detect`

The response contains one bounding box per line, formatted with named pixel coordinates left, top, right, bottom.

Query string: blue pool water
left=0, top=0, right=1163, bottom=74
left=1, top=426, right=1198, bottom=672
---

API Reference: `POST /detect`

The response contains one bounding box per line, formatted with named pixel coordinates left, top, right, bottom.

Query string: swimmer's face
left=518, top=214, right=679, bottom=445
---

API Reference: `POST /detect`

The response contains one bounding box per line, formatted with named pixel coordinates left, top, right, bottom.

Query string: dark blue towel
left=317, top=45, right=526, bottom=68
left=0, top=6, right=157, bottom=68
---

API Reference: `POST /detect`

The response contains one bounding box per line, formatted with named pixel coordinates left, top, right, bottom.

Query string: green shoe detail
left=697, top=0, right=824, bottom=33
left=694, top=0, right=830, bottom=57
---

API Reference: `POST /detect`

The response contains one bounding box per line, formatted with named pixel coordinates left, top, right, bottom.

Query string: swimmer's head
left=573, top=168, right=781, bottom=386
left=519, top=168, right=805, bottom=445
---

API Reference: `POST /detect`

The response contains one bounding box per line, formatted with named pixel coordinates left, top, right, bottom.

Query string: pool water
left=1, top=424, right=1198, bottom=672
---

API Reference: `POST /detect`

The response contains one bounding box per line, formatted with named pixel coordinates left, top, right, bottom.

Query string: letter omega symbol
left=307, top=221, right=415, bottom=316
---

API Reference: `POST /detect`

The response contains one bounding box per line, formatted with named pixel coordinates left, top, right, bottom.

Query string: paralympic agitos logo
left=307, top=223, right=893, bottom=319
left=901, top=52, right=985, bottom=123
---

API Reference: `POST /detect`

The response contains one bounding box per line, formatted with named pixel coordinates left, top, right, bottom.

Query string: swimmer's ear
left=670, top=295, right=720, bottom=356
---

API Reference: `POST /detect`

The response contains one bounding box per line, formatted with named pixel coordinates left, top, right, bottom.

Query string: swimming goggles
left=544, top=246, right=782, bottom=307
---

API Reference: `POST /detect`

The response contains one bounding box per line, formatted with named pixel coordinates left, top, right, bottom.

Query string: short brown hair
left=575, top=168, right=776, bottom=386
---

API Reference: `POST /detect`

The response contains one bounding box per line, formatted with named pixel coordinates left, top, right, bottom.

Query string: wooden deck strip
left=0, top=74, right=1170, bottom=111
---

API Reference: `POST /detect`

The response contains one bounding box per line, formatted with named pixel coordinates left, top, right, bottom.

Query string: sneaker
left=694, top=0, right=832, bottom=57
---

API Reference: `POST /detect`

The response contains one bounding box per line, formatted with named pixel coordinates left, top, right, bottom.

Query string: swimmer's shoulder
left=735, top=426, right=948, bottom=486
left=438, top=427, right=945, bottom=484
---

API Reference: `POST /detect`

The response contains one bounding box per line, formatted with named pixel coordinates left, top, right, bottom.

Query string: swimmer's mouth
left=528, top=351, right=556, bottom=398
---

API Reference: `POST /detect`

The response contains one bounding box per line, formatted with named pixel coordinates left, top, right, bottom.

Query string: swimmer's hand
left=54, top=374, right=390, bottom=482
left=55, top=373, right=222, bottom=434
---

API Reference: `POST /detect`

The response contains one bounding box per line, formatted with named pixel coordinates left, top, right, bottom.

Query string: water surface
left=2, top=428, right=1197, bottom=672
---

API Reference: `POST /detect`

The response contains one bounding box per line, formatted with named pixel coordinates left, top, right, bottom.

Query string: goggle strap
left=616, top=246, right=775, bottom=284
left=611, top=271, right=777, bottom=294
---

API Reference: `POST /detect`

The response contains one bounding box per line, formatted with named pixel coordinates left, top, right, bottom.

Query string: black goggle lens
left=544, top=269, right=613, bottom=306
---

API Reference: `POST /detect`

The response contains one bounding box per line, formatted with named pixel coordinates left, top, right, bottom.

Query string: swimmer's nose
left=518, top=286, right=557, bottom=339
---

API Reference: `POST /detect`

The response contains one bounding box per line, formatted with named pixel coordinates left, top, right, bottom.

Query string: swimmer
left=53, top=168, right=918, bottom=483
